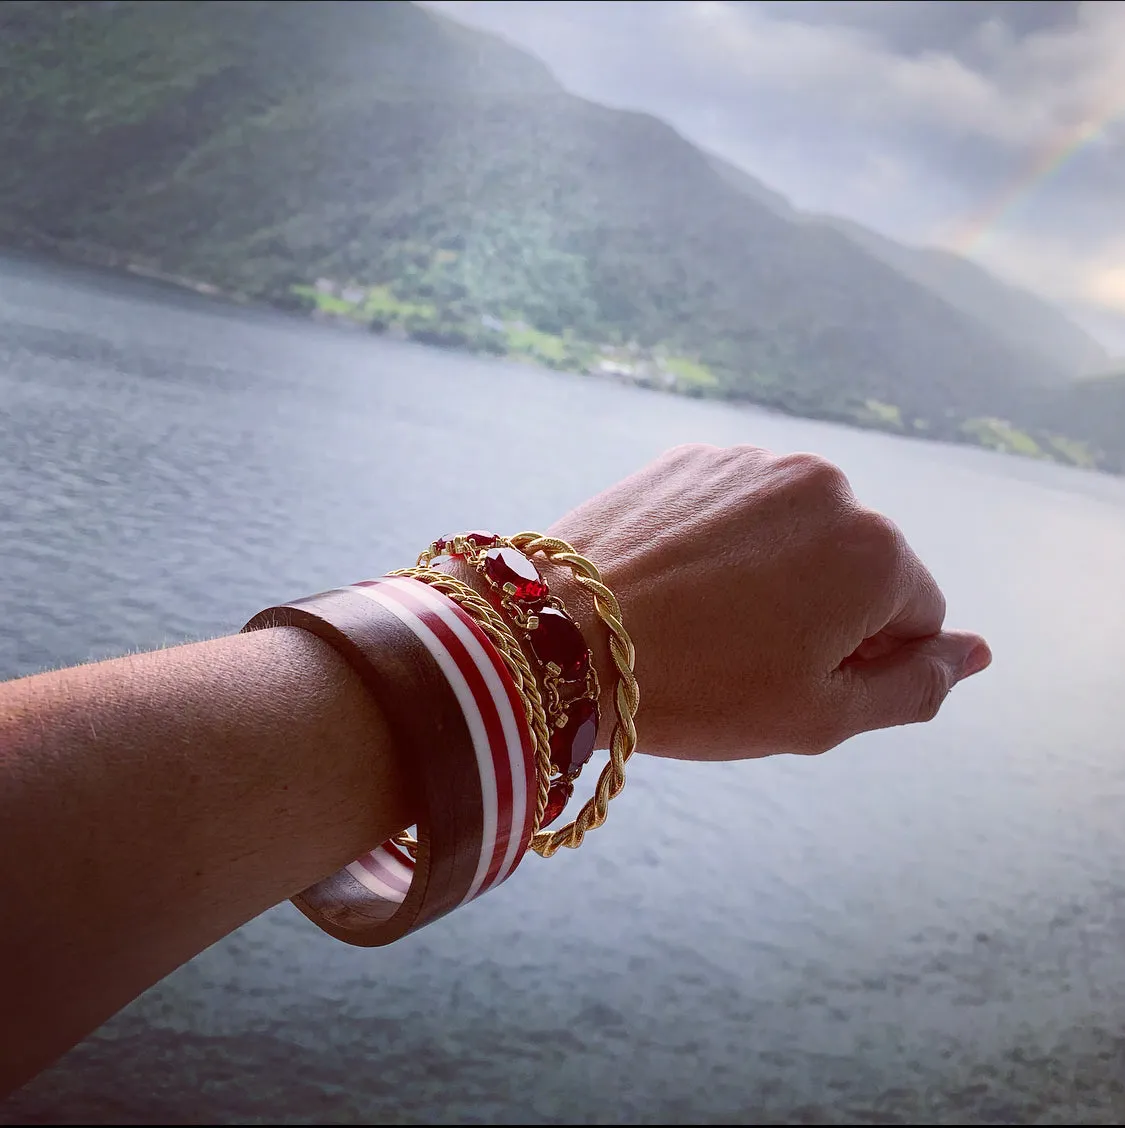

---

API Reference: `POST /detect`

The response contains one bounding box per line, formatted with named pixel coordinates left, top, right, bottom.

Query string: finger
left=881, top=547, right=947, bottom=641
left=839, top=629, right=992, bottom=736
left=845, top=628, right=907, bottom=663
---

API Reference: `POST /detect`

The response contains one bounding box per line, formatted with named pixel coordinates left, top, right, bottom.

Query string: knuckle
left=728, top=441, right=774, bottom=459
left=664, top=442, right=719, bottom=463
left=922, top=574, right=948, bottom=627
left=775, top=451, right=850, bottom=496
left=849, top=507, right=903, bottom=562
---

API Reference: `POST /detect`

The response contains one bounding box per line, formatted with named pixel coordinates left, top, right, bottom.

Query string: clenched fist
left=546, top=444, right=992, bottom=760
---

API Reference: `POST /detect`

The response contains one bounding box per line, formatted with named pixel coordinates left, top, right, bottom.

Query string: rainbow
left=948, top=102, right=1124, bottom=256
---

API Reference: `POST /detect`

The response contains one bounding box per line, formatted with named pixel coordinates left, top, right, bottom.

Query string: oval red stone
left=542, top=777, right=574, bottom=828
left=550, top=696, right=598, bottom=778
left=530, top=606, right=588, bottom=677
left=484, top=546, right=548, bottom=604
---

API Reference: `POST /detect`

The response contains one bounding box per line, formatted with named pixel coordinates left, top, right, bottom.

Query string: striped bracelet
left=242, top=574, right=538, bottom=946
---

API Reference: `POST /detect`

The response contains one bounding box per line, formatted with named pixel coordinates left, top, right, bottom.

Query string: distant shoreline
left=1, top=234, right=1114, bottom=479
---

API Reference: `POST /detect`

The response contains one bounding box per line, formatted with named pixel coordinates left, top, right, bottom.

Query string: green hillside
left=1049, top=372, right=1125, bottom=471
left=0, top=0, right=1121, bottom=470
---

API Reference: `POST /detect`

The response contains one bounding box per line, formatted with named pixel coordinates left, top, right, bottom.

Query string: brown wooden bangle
left=243, top=580, right=514, bottom=946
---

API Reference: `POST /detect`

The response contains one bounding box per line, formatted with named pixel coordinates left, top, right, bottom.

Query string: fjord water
left=1, top=253, right=1123, bottom=1124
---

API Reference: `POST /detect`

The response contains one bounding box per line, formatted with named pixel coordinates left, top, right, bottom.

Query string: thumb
left=844, top=629, right=992, bottom=734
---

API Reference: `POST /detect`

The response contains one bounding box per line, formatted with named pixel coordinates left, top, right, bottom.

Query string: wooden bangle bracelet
left=242, top=576, right=536, bottom=946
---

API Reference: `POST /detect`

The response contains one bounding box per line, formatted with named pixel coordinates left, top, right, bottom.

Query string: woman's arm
left=0, top=444, right=991, bottom=1095
left=0, top=626, right=414, bottom=1095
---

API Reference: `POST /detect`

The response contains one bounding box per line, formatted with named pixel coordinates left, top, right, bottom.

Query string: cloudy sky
left=423, top=0, right=1125, bottom=351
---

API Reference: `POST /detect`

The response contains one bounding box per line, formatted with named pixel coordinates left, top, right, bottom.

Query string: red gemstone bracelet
left=421, top=532, right=601, bottom=827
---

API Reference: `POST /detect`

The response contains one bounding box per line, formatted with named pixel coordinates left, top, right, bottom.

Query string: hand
left=546, top=444, right=991, bottom=761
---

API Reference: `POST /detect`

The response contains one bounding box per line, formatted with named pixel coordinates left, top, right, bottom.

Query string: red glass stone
left=529, top=606, right=588, bottom=677
left=550, top=696, right=598, bottom=778
left=484, top=546, right=548, bottom=604
left=464, top=530, right=498, bottom=547
left=435, top=530, right=497, bottom=555
left=542, top=777, right=574, bottom=828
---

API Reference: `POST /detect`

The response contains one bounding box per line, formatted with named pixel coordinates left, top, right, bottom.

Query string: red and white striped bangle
left=242, top=575, right=536, bottom=945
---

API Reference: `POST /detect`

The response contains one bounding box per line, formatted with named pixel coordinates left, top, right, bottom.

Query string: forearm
left=0, top=626, right=414, bottom=1095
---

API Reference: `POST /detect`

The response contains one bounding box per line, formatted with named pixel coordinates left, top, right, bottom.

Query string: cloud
left=1089, top=268, right=1125, bottom=310
left=702, top=3, right=1125, bottom=150
left=428, top=2, right=1125, bottom=146
left=970, top=228, right=1125, bottom=313
left=424, top=1, right=1125, bottom=344
left=682, top=3, right=1041, bottom=145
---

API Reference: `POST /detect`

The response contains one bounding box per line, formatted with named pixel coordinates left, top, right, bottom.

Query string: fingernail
left=961, top=642, right=992, bottom=678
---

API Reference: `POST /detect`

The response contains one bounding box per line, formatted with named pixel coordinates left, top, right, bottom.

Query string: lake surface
left=1, top=252, right=1124, bottom=1124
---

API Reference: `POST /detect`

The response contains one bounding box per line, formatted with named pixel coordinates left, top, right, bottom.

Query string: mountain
left=706, top=151, right=803, bottom=221
left=705, top=152, right=1107, bottom=381
left=1048, top=372, right=1125, bottom=472
left=811, top=217, right=1108, bottom=381
left=0, top=0, right=1120, bottom=469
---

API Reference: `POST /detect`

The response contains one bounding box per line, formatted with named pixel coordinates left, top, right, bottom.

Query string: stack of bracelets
left=241, top=532, right=640, bottom=947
